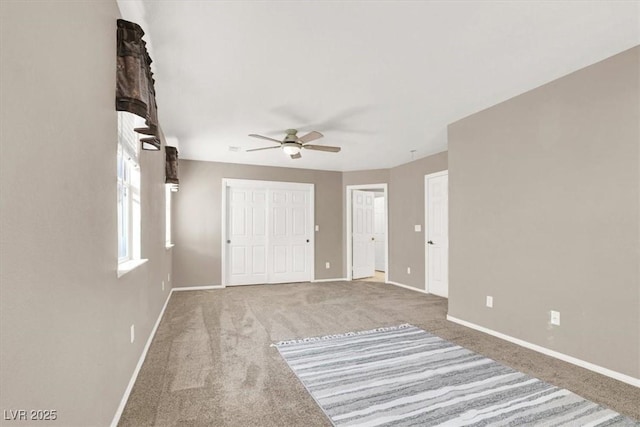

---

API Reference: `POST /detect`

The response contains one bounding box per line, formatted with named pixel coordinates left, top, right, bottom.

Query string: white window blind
left=117, top=111, right=143, bottom=163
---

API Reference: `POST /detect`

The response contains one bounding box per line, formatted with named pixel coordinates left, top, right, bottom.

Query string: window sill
left=117, top=259, right=148, bottom=278
left=165, top=243, right=175, bottom=250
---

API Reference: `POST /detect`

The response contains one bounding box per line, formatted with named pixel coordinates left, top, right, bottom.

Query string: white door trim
left=345, top=183, right=388, bottom=282
left=221, top=179, right=228, bottom=286
left=222, top=178, right=314, bottom=191
left=424, top=170, right=448, bottom=295
left=221, top=178, right=315, bottom=286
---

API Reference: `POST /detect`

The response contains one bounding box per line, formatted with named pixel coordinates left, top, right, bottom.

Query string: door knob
left=371, top=237, right=375, bottom=241
left=227, top=240, right=231, bottom=244
left=427, top=240, right=434, bottom=245
left=306, top=239, right=310, bottom=243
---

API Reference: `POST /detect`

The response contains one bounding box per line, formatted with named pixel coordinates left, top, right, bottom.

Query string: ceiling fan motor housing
left=284, top=129, right=299, bottom=142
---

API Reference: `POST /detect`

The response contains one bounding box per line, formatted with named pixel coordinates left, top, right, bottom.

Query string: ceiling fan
left=247, top=129, right=341, bottom=159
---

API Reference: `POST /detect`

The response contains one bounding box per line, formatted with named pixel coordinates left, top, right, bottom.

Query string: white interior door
left=227, top=188, right=268, bottom=285
left=425, top=172, right=449, bottom=297
left=352, top=190, right=375, bottom=279
left=374, top=195, right=386, bottom=271
left=225, top=180, right=313, bottom=286
left=269, top=189, right=311, bottom=283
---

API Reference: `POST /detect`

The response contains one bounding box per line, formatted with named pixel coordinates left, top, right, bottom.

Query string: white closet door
left=224, top=180, right=313, bottom=286
left=352, top=190, right=375, bottom=279
left=269, top=189, right=311, bottom=283
left=227, top=188, right=268, bottom=285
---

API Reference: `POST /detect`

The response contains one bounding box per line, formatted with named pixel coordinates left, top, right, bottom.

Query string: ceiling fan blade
left=290, top=152, right=302, bottom=159
left=303, top=144, right=341, bottom=153
left=298, top=131, right=324, bottom=144
left=246, top=146, right=281, bottom=152
left=248, top=134, right=283, bottom=144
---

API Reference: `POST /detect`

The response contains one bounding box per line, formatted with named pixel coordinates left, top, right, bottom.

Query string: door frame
left=424, top=170, right=448, bottom=294
left=221, top=178, right=315, bottom=287
left=346, top=183, right=388, bottom=282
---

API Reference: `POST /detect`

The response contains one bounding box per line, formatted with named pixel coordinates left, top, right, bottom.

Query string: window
left=165, top=184, right=172, bottom=247
left=117, top=112, right=144, bottom=274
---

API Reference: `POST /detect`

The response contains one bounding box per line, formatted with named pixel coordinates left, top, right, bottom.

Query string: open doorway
left=373, top=192, right=386, bottom=279
left=346, top=184, right=388, bottom=283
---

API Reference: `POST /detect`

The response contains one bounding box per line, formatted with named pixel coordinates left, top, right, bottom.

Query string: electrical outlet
left=325, top=262, right=330, bottom=269
left=162, top=280, right=165, bottom=291
left=130, top=325, right=135, bottom=343
left=414, top=225, right=421, bottom=232
left=486, top=296, right=493, bottom=308
left=315, top=225, right=319, bottom=231
left=550, top=310, right=560, bottom=326
left=407, top=267, right=411, bottom=274
left=168, top=273, right=171, bottom=282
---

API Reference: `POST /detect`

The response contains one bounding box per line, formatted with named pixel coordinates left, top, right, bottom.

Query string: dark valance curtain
left=165, top=146, right=179, bottom=189
left=116, top=19, right=161, bottom=151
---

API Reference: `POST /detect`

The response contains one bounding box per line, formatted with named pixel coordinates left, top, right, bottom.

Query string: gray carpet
left=118, top=281, right=640, bottom=426
left=275, top=324, right=637, bottom=426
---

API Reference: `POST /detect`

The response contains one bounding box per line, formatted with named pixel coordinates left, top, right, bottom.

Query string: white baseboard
left=387, top=281, right=430, bottom=295
left=110, top=290, right=172, bottom=427
left=172, top=285, right=225, bottom=291
left=446, top=315, right=640, bottom=388
left=312, top=277, right=348, bottom=283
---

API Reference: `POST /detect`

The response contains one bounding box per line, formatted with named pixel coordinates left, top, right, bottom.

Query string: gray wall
left=342, top=169, right=391, bottom=187
left=176, top=154, right=448, bottom=290
left=388, top=153, right=448, bottom=288
left=341, top=154, right=448, bottom=288
left=173, top=160, right=343, bottom=287
left=0, top=1, right=173, bottom=425
left=448, top=47, right=639, bottom=378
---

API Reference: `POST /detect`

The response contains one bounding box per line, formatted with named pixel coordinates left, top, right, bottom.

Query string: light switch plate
left=315, top=225, right=319, bottom=231
left=414, top=225, right=422, bottom=232
left=550, top=310, right=560, bottom=326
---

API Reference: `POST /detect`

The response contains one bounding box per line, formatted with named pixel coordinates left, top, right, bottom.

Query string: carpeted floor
left=118, top=281, right=640, bottom=426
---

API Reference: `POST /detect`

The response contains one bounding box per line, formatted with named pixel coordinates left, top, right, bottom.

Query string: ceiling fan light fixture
left=282, top=143, right=301, bottom=156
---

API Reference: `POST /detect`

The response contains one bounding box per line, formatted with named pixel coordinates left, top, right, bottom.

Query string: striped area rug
left=273, top=324, right=637, bottom=426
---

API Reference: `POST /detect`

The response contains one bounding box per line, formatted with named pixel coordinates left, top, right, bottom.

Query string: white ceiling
left=120, top=1, right=639, bottom=171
